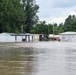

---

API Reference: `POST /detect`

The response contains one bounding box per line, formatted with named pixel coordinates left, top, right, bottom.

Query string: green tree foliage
left=23, top=0, right=39, bottom=33
left=0, top=0, right=25, bottom=33
left=31, top=15, right=76, bottom=35
left=48, top=24, right=53, bottom=34
left=53, top=23, right=58, bottom=34
left=64, top=15, right=76, bottom=32
left=71, top=19, right=76, bottom=32
left=31, top=21, right=53, bottom=34
left=31, top=21, right=48, bottom=34
left=57, top=23, right=64, bottom=34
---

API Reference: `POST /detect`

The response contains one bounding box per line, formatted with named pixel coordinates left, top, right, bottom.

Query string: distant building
left=49, top=34, right=60, bottom=41
left=0, top=33, right=20, bottom=42
left=60, top=32, right=76, bottom=42
left=0, top=33, right=45, bottom=42
left=34, top=34, right=44, bottom=41
left=19, top=33, right=34, bottom=42
left=0, top=33, right=34, bottom=42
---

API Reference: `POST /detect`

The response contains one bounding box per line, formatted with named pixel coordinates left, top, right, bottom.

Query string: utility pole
left=21, top=26, right=23, bottom=33
left=53, top=23, right=54, bottom=40
left=21, top=26, right=24, bottom=42
left=48, top=25, right=49, bottom=35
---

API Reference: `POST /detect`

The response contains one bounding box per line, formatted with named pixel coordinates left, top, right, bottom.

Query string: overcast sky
left=36, top=0, right=76, bottom=24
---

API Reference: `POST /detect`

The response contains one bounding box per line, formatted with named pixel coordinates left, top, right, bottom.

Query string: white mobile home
left=49, top=34, right=60, bottom=41
left=0, top=33, right=22, bottom=42
left=34, top=34, right=44, bottom=41
left=60, top=32, right=76, bottom=42
left=0, top=33, right=34, bottom=42
left=19, top=33, right=34, bottom=42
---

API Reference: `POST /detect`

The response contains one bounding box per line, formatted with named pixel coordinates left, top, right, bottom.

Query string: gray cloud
left=36, top=0, right=76, bottom=24
left=52, top=0, right=76, bottom=8
left=36, top=0, right=76, bottom=8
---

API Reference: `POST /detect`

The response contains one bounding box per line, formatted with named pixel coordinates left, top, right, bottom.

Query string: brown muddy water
left=0, top=41, right=76, bottom=75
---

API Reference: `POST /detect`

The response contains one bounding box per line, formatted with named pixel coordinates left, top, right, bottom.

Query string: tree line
left=31, top=15, right=76, bottom=35
left=0, top=0, right=39, bottom=33
left=0, top=0, right=76, bottom=34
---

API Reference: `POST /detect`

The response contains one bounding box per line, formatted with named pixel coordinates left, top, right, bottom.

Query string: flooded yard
left=0, top=41, right=76, bottom=75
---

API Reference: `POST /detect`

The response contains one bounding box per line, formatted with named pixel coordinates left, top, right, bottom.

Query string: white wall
left=0, top=36, right=23, bottom=42
left=0, top=35, right=34, bottom=42
left=16, top=36, right=22, bottom=42
left=71, top=35, right=76, bottom=42
left=30, top=36, right=32, bottom=41
left=0, top=36, right=15, bottom=42
left=60, top=34, right=76, bottom=42
left=34, top=34, right=39, bottom=41
left=26, top=36, right=34, bottom=42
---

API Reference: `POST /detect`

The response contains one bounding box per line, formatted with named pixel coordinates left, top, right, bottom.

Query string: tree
left=71, top=19, right=76, bottom=32
left=31, top=21, right=54, bottom=34
left=47, top=24, right=53, bottom=34
left=57, top=23, right=64, bottom=34
left=0, top=0, right=7, bottom=32
left=0, top=0, right=25, bottom=33
left=23, top=0, right=39, bottom=33
left=31, top=21, right=48, bottom=34
left=53, top=23, right=58, bottom=34
left=64, top=15, right=76, bottom=32
left=10, top=0, right=25, bottom=33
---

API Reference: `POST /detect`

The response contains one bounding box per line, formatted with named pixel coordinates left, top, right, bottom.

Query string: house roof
left=19, top=33, right=34, bottom=36
left=49, top=34, right=60, bottom=38
left=0, top=33, right=17, bottom=36
left=0, top=33, right=44, bottom=36
left=60, top=32, right=76, bottom=35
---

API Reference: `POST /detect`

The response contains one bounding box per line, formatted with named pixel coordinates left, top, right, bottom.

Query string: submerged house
left=34, top=34, right=44, bottom=41
left=0, top=33, right=34, bottom=42
left=0, top=33, right=22, bottom=42
left=49, top=34, right=60, bottom=41
left=0, top=33, right=45, bottom=42
left=19, top=33, right=34, bottom=42
left=60, top=32, right=76, bottom=42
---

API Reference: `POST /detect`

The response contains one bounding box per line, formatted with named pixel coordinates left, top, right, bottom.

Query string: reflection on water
left=65, top=48, right=76, bottom=75
left=0, top=47, right=40, bottom=75
left=0, top=42, right=76, bottom=75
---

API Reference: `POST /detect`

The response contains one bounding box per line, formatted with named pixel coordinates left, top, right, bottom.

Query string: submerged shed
left=19, top=33, right=34, bottom=42
left=60, top=32, right=76, bottom=42
left=0, top=33, right=22, bottom=42
left=49, top=34, right=60, bottom=41
left=0, top=33, right=45, bottom=42
left=0, top=33, right=34, bottom=42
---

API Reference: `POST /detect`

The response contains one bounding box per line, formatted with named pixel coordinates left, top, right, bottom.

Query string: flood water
left=0, top=41, right=76, bottom=75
